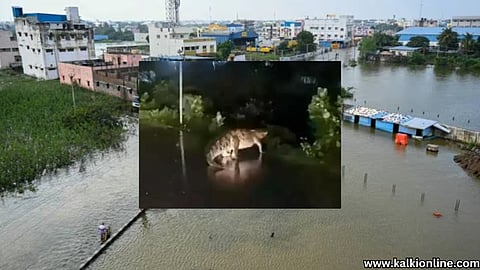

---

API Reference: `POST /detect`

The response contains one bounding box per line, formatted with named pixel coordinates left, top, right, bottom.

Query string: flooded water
left=89, top=122, right=480, bottom=270
left=0, top=121, right=139, bottom=270
left=336, top=48, right=480, bottom=130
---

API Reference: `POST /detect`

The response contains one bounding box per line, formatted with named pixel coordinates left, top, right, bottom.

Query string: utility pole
left=178, top=49, right=184, bottom=125
left=69, top=73, right=76, bottom=112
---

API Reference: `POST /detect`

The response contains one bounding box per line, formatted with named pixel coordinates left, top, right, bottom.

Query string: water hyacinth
left=0, top=71, right=129, bottom=195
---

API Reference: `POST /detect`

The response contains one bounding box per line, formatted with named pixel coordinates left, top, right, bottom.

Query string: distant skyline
left=1, top=0, right=479, bottom=22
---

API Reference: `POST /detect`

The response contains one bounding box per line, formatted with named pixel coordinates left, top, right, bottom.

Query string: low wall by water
left=440, top=125, right=480, bottom=145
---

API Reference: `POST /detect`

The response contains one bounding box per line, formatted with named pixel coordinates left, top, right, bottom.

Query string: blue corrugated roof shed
left=396, top=27, right=480, bottom=43
left=23, top=13, right=67, bottom=22
left=390, top=46, right=422, bottom=51
left=371, top=111, right=389, bottom=119
left=402, top=117, right=437, bottom=130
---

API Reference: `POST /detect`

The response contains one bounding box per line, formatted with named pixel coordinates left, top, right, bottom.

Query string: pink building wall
left=103, top=53, right=142, bottom=67
left=58, top=62, right=95, bottom=90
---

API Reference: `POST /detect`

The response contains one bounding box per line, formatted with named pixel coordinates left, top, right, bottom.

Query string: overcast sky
left=1, top=0, right=479, bottom=22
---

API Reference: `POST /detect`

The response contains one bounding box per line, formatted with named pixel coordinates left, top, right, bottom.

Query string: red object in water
left=433, top=211, right=442, bottom=217
left=395, top=133, right=408, bottom=145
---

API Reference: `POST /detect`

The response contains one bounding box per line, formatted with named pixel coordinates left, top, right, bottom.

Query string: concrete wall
left=58, top=62, right=94, bottom=90
left=103, top=52, right=142, bottom=67
left=441, top=125, right=480, bottom=145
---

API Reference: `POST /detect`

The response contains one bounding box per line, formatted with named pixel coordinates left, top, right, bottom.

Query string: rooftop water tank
left=12, top=6, right=23, bottom=18
left=65, top=7, right=80, bottom=23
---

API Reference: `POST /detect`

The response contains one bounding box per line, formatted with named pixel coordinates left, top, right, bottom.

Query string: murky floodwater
left=89, top=123, right=480, bottom=270
left=336, top=48, right=480, bottom=130
left=0, top=121, right=139, bottom=270
left=2, top=52, right=480, bottom=270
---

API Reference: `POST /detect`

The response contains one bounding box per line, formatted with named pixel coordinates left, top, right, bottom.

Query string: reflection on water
left=207, top=156, right=264, bottom=190
left=139, top=124, right=340, bottom=208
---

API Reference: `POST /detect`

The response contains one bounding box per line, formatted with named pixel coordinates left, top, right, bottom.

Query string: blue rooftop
left=396, top=27, right=480, bottom=37
left=402, top=117, right=438, bottom=130
left=281, top=21, right=302, bottom=27
left=390, top=46, right=422, bottom=51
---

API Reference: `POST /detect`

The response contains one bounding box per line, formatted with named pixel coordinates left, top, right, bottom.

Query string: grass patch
left=0, top=72, right=129, bottom=195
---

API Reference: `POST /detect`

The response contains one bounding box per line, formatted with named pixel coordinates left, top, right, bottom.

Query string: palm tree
left=461, top=33, right=475, bottom=54
left=437, top=28, right=459, bottom=51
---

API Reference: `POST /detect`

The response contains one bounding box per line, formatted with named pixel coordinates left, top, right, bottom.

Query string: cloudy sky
left=1, top=0, right=479, bottom=22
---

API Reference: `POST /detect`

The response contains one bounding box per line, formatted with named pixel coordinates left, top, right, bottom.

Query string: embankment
left=454, top=148, right=480, bottom=178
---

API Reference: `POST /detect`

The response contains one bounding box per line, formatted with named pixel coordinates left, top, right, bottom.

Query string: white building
left=0, top=29, right=21, bottom=69
left=148, top=23, right=216, bottom=57
left=279, top=21, right=303, bottom=39
left=451, top=16, right=480, bottom=27
left=303, top=15, right=353, bottom=48
left=134, top=32, right=149, bottom=43
left=13, top=6, right=95, bottom=80
left=259, top=22, right=282, bottom=40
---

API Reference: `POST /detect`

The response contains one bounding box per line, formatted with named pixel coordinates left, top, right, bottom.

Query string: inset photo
left=139, top=60, right=341, bottom=208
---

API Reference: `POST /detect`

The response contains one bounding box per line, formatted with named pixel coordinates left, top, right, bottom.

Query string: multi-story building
left=259, top=21, right=282, bottom=40
left=148, top=23, right=216, bottom=57
left=12, top=6, right=95, bottom=80
left=451, top=16, right=480, bottom=27
left=280, top=21, right=303, bottom=39
left=303, top=15, right=353, bottom=48
left=0, top=29, right=21, bottom=69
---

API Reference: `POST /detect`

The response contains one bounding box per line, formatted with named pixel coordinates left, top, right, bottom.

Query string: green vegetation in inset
left=300, top=87, right=341, bottom=159
left=0, top=71, right=128, bottom=195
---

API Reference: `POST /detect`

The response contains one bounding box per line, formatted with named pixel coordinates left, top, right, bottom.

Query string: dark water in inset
left=139, top=124, right=340, bottom=208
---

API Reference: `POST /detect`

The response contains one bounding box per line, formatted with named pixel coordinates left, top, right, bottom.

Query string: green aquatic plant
left=0, top=73, right=128, bottom=195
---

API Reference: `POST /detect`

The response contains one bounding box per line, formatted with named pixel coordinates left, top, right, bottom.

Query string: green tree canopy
left=359, top=37, right=377, bottom=58
left=461, top=32, right=475, bottom=54
left=216, top=41, right=234, bottom=60
left=296, top=31, right=317, bottom=53
left=407, top=36, right=430, bottom=48
left=373, top=33, right=399, bottom=47
left=438, top=28, right=459, bottom=51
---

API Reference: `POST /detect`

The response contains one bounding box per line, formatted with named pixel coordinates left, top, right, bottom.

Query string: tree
left=437, top=28, right=459, bottom=51
left=296, top=31, right=317, bottom=53
left=216, top=41, right=234, bottom=60
left=276, top=41, right=290, bottom=55
left=359, top=37, right=377, bottom=58
left=138, top=23, right=148, bottom=33
left=461, top=33, right=475, bottom=54
left=407, top=36, right=430, bottom=48
left=373, top=33, right=399, bottom=47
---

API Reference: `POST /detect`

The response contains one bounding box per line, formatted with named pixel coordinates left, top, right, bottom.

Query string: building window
left=321, top=27, right=324, bottom=30
left=87, top=81, right=90, bottom=87
left=328, top=27, right=331, bottom=30
left=78, top=79, right=81, bottom=84
left=117, top=86, right=121, bottom=91
left=340, top=35, right=344, bottom=38
left=38, top=49, right=41, bottom=53
left=18, top=32, right=21, bottom=36
left=59, top=49, right=66, bottom=52
left=106, top=83, right=110, bottom=89
left=67, top=48, right=74, bottom=52
left=210, top=45, right=214, bottom=51
left=24, top=32, right=27, bottom=36
left=35, top=66, right=38, bottom=69
left=129, top=89, right=132, bottom=94
left=46, top=49, right=53, bottom=53
left=30, top=34, right=33, bottom=40
left=96, top=81, right=100, bottom=87
left=80, top=47, right=87, bottom=51
left=40, top=68, right=44, bottom=71
left=26, top=45, right=30, bottom=50
left=14, top=55, right=21, bottom=62
left=29, top=65, right=33, bottom=69
left=340, top=28, right=344, bottom=31
left=334, top=34, right=338, bottom=37
left=32, top=48, right=36, bottom=52
left=335, top=27, right=338, bottom=30
left=47, top=67, right=56, bottom=70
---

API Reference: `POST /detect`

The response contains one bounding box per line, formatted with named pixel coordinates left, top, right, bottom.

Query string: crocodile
left=206, top=128, right=268, bottom=169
